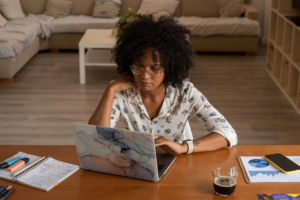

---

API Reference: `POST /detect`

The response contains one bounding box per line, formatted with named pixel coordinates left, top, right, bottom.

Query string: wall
left=250, top=0, right=271, bottom=44
left=262, top=0, right=271, bottom=44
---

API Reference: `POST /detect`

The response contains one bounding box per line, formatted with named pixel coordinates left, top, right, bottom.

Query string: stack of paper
left=238, top=156, right=300, bottom=183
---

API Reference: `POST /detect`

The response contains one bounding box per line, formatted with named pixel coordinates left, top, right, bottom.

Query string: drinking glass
left=212, top=167, right=238, bottom=196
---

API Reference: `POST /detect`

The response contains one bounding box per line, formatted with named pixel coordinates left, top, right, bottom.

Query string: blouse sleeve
left=110, top=93, right=121, bottom=128
left=187, top=84, right=238, bottom=147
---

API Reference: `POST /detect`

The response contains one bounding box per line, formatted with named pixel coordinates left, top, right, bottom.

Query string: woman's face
left=131, top=48, right=165, bottom=92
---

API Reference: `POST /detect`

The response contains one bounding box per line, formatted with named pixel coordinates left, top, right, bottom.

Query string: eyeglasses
left=131, top=65, right=163, bottom=78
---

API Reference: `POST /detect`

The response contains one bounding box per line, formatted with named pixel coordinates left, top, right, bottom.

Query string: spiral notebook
left=0, top=152, right=80, bottom=191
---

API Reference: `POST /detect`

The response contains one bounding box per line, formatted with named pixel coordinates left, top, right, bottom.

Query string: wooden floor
left=1, top=44, right=300, bottom=145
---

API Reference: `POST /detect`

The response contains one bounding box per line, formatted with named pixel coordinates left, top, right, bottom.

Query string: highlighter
left=7, top=158, right=30, bottom=172
left=0, top=157, right=23, bottom=169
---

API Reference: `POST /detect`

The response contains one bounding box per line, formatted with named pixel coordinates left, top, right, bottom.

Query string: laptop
left=72, top=123, right=176, bottom=182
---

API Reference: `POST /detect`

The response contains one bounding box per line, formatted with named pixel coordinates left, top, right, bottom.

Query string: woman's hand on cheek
left=154, top=136, right=188, bottom=155
left=108, top=75, right=141, bottom=96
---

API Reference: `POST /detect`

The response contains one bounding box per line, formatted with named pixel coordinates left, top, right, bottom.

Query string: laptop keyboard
left=157, top=163, right=165, bottom=173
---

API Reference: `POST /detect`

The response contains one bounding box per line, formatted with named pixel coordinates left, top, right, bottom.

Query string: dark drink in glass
left=213, top=176, right=236, bottom=196
left=212, top=167, right=238, bottom=196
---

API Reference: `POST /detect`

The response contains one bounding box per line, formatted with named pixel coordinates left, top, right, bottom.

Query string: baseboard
left=0, top=78, right=13, bottom=83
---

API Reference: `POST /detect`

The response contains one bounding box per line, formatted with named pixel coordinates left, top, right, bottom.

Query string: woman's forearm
left=88, top=86, right=116, bottom=127
left=192, top=132, right=229, bottom=153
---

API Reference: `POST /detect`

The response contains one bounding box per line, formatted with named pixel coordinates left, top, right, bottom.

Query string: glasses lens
left=131, top=65, right=143, bottom=75
left=149, top=69, right=161, bottom=78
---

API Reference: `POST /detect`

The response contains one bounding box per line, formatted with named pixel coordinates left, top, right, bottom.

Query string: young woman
left=89, top=16, right=237, bottom=154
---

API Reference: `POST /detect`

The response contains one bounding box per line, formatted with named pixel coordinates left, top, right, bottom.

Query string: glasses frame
left=130, top=65, right=163, bottom=78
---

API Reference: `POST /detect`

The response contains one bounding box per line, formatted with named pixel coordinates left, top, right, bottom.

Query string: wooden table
left=79, top=29, right=117, bottom=84
left=0, top=145, right=299, bottom=200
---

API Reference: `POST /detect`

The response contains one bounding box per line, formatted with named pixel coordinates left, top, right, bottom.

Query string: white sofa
left=0, top=0, right=260, bottom=82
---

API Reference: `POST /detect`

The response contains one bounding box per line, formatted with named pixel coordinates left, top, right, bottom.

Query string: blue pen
left=0, top=157, right=23, bottom=169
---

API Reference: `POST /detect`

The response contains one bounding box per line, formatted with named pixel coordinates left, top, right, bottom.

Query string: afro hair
left=112, top=15, right=194, bottom=87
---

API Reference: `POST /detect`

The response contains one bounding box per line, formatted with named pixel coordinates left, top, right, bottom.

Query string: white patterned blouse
left=110, top=81, right=238, bottom=147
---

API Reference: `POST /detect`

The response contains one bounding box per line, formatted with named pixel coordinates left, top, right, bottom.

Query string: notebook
left=238, top=156, right=300, bottom=183
left=0, top=152, right=80, bottom=191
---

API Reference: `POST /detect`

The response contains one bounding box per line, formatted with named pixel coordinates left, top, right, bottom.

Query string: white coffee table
left=79, top=29, right=117, bottom=84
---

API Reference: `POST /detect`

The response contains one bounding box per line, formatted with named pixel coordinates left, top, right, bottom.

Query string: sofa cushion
left=0, top=0, right=25, bottom=20
left=0, top=12, right=7, bottom=27
left=137, top=0, right=179, bottom=19
left=216, top=0, right=246, bottom=17
left=177, top=16, right=261, bottom=37
left=180, top=0, right=219, bottom=17
left=20, top=0, right=47, bottom=15
left=44, top=0, right=73, bottom=18
left=93, top=0, right=121, bottom=18
left=51, top=15, right=118, bottom=33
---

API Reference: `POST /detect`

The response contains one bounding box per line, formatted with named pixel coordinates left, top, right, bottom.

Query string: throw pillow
left=0, top=13, right=7, bottom=27
left=137, top=0, right=179, bottom=20
left=93, top=0, right=121, bottom=18
left=216, top=0, right=246, bottom=18
left=0, top=0, right=25, bottom=20
left=44, top=0, right=73, bottom=18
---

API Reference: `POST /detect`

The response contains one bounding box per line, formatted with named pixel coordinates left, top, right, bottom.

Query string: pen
left=12, top=157, right=45, bottom=177
left=0, top=157, right=23, bottom=169
left=7, top=158, right=30, bottom=172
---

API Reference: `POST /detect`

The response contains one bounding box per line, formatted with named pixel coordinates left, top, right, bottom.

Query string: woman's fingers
left=155, top=141, right=167, bottom=147
left=155, top=137, right=170, bottom=146
left=159, top=145, right=177, bottom=155
left=130, top=84, right=140, bottom=96
left=112, top=75, right=141, bottom=95
left=155, top=136, right=180, bottom=154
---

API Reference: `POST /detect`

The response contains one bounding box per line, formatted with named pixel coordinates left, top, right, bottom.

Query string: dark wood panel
left=0, top=145, right=299, bottom=200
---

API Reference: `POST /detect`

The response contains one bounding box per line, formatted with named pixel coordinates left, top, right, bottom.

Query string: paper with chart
left=15, top=157, right=79, bottom=191
left=240, top=156, right=300, bottom=183
left=0, top=152, right=42, bottom=181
